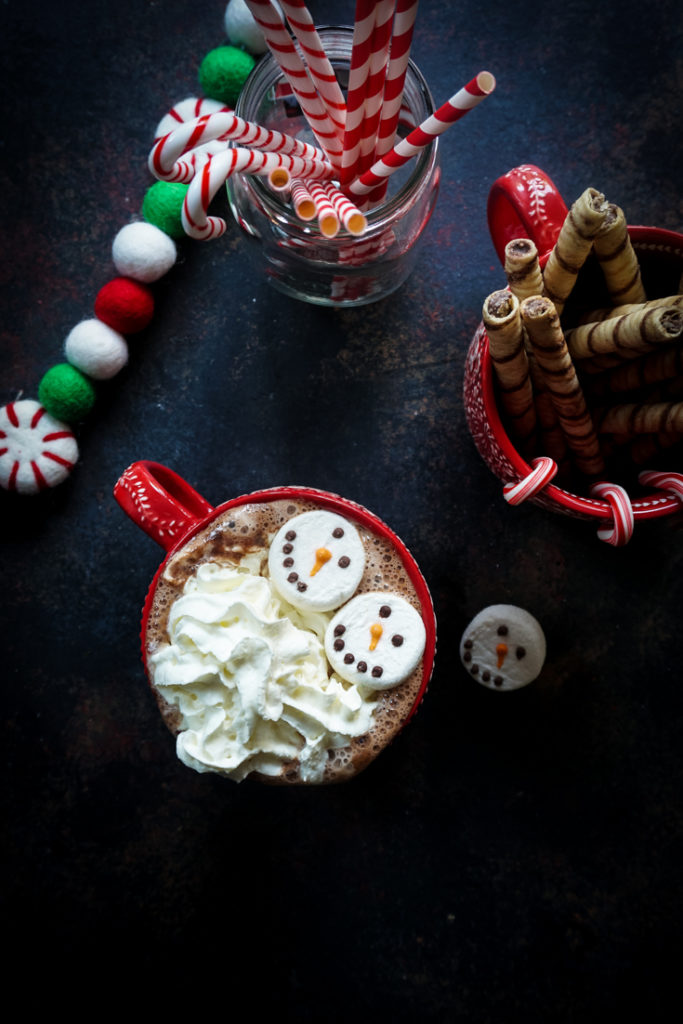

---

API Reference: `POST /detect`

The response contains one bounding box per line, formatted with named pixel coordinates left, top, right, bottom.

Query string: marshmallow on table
left=460, top=604, right=546, bottom=690
left=268, top=510, right=365, bottom=612
left=325, top=592, right=426, bottom=689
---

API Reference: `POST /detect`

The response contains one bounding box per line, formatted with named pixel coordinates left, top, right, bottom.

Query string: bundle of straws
left=148, top=0, right=495, bottom=241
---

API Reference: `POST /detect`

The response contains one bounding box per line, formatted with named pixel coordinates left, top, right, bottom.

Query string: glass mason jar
left=226, top=27, right=441, bottom=306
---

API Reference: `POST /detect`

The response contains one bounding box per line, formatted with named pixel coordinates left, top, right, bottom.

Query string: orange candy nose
left=496, top=642, right=508, bottom=668
left=369, top=623, right=383, bottom=650
left=310, top=547, right=332, bottom=577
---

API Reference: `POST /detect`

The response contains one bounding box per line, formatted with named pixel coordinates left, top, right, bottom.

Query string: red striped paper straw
left=244, top=1, right=343, bottom=168
left=347, top=71, right=496, bottom=196
left=307, top=180, right=340, bottom=237
left=365, top=0, right=419, bottom=204
left=290, top=179, right=317, bottom=220
left=182, top=148, right=334, bottom=240
left=149, top=112, right=329, bottom=182
left=339, top=0, right=377, bottom=185
left=322, top=182, right=368, bottom=236
left=357, top=0, right=396, bottom=176
left=278, top=0, right=346, bottom=135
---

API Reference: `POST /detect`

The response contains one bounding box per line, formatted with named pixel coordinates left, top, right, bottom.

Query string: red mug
left=113, top=460, right=436, bottom=782
left=464, top=164, right=683, bottom=544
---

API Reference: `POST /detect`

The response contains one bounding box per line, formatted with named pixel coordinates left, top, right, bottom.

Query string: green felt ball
left=38, top=363, right=96, bottom=423
left=198, top=45, right=255, bottom=106
left=142, top=181, right=189, bottom=239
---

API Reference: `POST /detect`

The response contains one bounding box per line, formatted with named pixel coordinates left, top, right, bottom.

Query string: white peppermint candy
left=0, top=399, right=78, bottom=494
left=460, top=604, right=546, bottom=691
left=325, top=592, right=426, bottom=690
left=268, top=510, right=365, bottom=612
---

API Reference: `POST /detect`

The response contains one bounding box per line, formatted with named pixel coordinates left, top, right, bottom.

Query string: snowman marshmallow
left=459, top=604, right=546, bottom=691
left=324, top=592, right=426, bottom=689
left=268, top=510, right=366, bottom=612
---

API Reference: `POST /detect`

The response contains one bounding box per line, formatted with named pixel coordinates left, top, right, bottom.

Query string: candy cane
left=503, top=457, right=558, bottom=505
left=278, top=1, right=346, bottom=134
left=321, top=182, right=367, bottom=236
left=307, top=180, right=340, bottom=238
left=348, top=71, right=496, bottom=196
left=638, top=470, right=683, bottom=503
left=339, top=0, right=377, bottom=184
left=149, top=112, right=328, bottom=182
left=589, top=482, right=635, bottom=546
left=153, top=97, right=231, bottom=142
left=244, top=1, right=343, bottom=167
left=182, top=149, right=334, bottom=240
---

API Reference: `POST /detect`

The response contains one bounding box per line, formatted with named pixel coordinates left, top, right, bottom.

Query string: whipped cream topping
left=148, top=561, right=377, bottom=783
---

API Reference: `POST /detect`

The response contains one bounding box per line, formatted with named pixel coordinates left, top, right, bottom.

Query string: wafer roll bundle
left=594, top=203, right=647, bottom=305
left=520, top=296, right=605, bottom=475
left=504, top=239, right=544, bottom=303
left=482, top=290, right=536, bottom=450
left=565, top=305, right=683, bottom=361
left=543, top=188, right=610, bottom=316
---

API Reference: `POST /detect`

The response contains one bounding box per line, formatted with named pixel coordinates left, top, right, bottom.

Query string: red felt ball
left=94, top=277, right=155, bottom=334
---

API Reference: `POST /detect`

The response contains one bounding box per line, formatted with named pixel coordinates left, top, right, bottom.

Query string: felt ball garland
left=1, top=1, right=260, bottom=495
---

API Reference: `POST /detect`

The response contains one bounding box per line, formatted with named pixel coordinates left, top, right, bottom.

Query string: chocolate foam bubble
left=144, top=497, right=427, bottom=784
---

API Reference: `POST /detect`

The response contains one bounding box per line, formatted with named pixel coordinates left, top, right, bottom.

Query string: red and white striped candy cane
left=348, top=71, right=496, bottom=196
left=149, top=112, right=328, bottom=183
left=357, top=0, right=396, bottom=176
left=589, top=482, right=635, bottom=546
left=153, top=97, right=231, bottom=142
left=306, top=180, right=340, bottom=238
left=277, top=1, right=346, bottom=135
left=182, top=149, right=334, bottom=240
left=339, top=0, right=377, bottom=185
left=638, top=470, right=683, bottom=503
left=322, top=182, right=367, bottom=236
left=290, top=179, right=317, bottom=220
left=503, top=457, right=558, bottom=505
left=244, top=1, right=343, bottom=168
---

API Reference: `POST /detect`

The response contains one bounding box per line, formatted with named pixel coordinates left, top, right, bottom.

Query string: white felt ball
left=224, top=0, right=270, bottom=54
left=0, top=399, right=79, bottom=494
left=112, top=222, right=177, bottom=283
left=64, top=319, right=129, bottom=380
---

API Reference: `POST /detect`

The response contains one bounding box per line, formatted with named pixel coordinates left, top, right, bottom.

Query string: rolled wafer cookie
left=565, top=304, right=683, bottom=360
left=595, top=401, right=683, bottom=435
left=542, top=188, right=610, bottom=316
left=593, top=203, right=647, bottom=305
left=527, top=356, right=570, bottom=467
left=520, top=296, right=605, bottom=475
left=586, top=346, right=683, bottom=395
left=629, top=431, right=682, bottom=465
left=503, top=238, right=544, bottom=303
left=483, top=290, right=536, bottom=450
left=578, top=294, right=683, bottom=325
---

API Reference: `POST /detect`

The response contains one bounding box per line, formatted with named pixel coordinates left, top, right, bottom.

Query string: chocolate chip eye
left=379, top=605, right=391, bottom=618
left=285, top=530, right=296, bottom=541
left=371, top=666, right=383, bottom=678
left=334, top=624, right=346, bottom=637
left=391, top=635, right=403, bottom=647
left=333, top=638, right=345, bottom=651
left=357, top=661, right=367, bottom=673
left=344, top=653, right=354, bottom=664
left=497, top=625, right=508, bottom=636
left=338, top=556, right=350, bottom=568
left=516, top=646, right=526, bottom=660
left=332, top=527, right=344, bottom=538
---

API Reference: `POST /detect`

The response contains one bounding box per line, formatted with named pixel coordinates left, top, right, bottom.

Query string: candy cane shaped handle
left=589, top=482, right=635, bottom=546
left=503, top=457, right=558, bottom=505
left=638, top=470, right=683, bottom=503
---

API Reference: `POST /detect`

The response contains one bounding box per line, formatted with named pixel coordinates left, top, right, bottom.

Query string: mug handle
left=113, top=461, right=215, bottom=551
left=487, top=164, right=569, bottom=265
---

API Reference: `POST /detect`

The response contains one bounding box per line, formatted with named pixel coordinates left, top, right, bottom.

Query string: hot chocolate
left=144, top=495, right=430, bottom=785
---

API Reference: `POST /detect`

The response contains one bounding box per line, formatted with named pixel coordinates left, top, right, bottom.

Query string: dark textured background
left=2, top=1, right=682, bottom=1018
